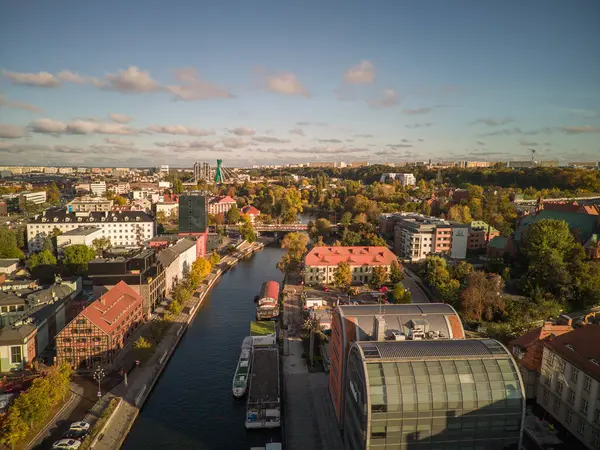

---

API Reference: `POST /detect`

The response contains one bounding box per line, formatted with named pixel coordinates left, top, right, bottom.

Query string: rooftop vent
left=125, top=217, right=129, bottom=221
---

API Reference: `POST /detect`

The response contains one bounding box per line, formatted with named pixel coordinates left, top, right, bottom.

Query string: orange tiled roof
left=241, top=205, right=260, bottom=215
left=510, top=323, right=573, bottom=373
left=305, top=246, right=396, bottom=267
left=545, top=325, right=600, bottom=381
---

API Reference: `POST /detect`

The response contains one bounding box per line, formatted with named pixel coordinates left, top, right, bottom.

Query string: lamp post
left=93, top=367, right=105, bottom=398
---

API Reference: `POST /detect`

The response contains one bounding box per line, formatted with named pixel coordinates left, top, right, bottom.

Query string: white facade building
left=27, top=210, right=155, bottom=252
left=19, top=191, right=47, bottom=206
left=56, top=227, right=103, bottom=251
left=90, top=181, right=107, bottom=196
left=158, top=239, right=198, bottom=297
left=380, top=173, right=416, bottom=186
left=108, top=183, right=131, bottom=195
left=68, top=196, right=113, bottom=212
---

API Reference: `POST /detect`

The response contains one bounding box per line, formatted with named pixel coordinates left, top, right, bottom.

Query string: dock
left=246, top=346, right=281, bottom=429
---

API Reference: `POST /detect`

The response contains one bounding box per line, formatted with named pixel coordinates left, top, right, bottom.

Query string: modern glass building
left=344, top=340, right=525, bottom=450
left=178, top=192, right=208, bottom=234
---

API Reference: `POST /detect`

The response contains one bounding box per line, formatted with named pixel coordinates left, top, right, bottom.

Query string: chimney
left=373, top=315, right=386, bottom=341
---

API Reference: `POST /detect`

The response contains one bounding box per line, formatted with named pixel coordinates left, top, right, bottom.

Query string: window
left=566, top=409, right=572, bottom=424
left=568, top=388, right=576, bottom=404
left=557, top=380, right=564, bottom=395
left=10, top=346, right=22, bottom=364
left=581, top=398, right=589, bottom=414
left=543, top=389, right=549, bottom=404
left=553, top=397, right=560, bottom=414
left=558, top=359, right=565, bottom=373
left=595, top=408, right=600, bottom=425
left=544, top=370, right=551, bottom=385
left=571, top=367, right=579, bottom=383
left=593, top=432, right=600, bottom=449
left=578, top=420, right=585, bottom=436
left=584, top=375, right=592, bottom=392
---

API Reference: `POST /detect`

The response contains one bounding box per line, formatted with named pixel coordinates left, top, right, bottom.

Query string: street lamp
left=93, top=367, right=105, bottom=398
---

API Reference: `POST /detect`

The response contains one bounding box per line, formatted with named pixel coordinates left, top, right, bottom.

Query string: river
left=122, top=246, right=285, bottom=450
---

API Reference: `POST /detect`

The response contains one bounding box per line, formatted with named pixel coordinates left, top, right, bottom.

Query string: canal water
left=122, top=246, right=285, bottom=450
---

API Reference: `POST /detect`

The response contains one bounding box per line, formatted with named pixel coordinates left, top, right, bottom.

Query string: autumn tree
left=113, top=195, right=128, bottom=206
left=280, top=188, right=303, bottom=223
left=369, top=265, right=388, bottom=289
left=448, top=205, right=472, bottom=223
left=209, top=250, right=221, bottom=267
left=92, top=237, right=112, bottom=255
left=277, top=232, right=309, bottom=274
left=46, top=181, right=61, bottom=204
left=340, top=212, right=352, bottom=228
left=393, top=283, right=412, bottom=304
left=333, top=261, right=352, bottom=289
left=389, top=260, right=404, bottom=283
left=460, top=271, right=505, bottom=322
left=312, top=218, right=332, bottom=238
left=226, top=205, right=240, bottom=224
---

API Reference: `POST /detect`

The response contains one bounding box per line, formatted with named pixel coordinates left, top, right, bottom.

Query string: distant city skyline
left=1, top=0, right=599, bottom=167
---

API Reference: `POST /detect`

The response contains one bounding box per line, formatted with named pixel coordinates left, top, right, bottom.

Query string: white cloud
left=221, top=137, right=250, bottom=149
left=289, top=127, right=305, bottom=136
left=104, top=66, right=161, bottom=93
left=29, top=118, right=67, bottom=134
left=155, top=140, right=216, bottom=150
left=369, top=88, right=400, bottom=108
left=560, top=125, right=600, bottom=134
left=146, top=124, right=215, bottom=136
left=2, top=70, right=61, bottom=88
left=252, top=136, right=291, bottom=144
left=29, top=118, right=136, bottom=135
left=166, top=68, right=233, bottom=101
left=105, top=137, right=134, bottom=146
left=0, top=124, right=26, bottom=139
left=344, top=60, right=376, bottom=84
left=109, top=113, right=133, bottom=124
left=230, top=127, right=256, bottom=136
left=57, top=70, right=106, bottom=87
left=262, top=71, right=310, bottom=97
left=470, top=117, right=513, bottom=126
left=0, top=95, right=43, bottom=113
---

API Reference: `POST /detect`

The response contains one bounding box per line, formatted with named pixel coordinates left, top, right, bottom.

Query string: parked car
left=52, top=439, right=82, bottom=450
left=68, top=422, right=90, bottom=433
left=62, top=429, right=87, bottom=439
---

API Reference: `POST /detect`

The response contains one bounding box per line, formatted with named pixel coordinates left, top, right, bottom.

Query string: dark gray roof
left=157, top=239, right=196, bottom=267
left=26, top=284, right=74, bottom=305
left=356, top=339, right=510, bottom=361
left=0, top=324, right=36, bottom=345
left=0, top=259, right=20, bottom=268
left=29, top=209, right=153, bottom=224
left=0, top=293, right=26, bottom=306
left=60, top=226, right=101, bottom=236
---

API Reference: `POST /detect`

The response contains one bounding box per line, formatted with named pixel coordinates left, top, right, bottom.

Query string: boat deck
left=248, top=347, right=279, bottom=405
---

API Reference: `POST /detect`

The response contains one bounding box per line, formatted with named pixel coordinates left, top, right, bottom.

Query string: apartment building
left=90, top=181, right=107, bottom=196
left=392, top=213, right=468, bottom=261
left=68, top=196, right=113, bottom=212
left=55, top=281, right=144, bottom=370
left=157, top=239, right=198, bottom=296
left=56, top=227, right=103, bottom=252
left=379, top=172, right=416, bottom=186
left=538, top=325, right=600, bottom=449
left=27, top=209, right=155, bottom=252
left=468, top=220, right=500, bottom=250
left=132, top=188, right=159, bottom=201
left=19, top=191, right=47, bottom=207
left=208, top=196, right=236, bottom=215
left=303, top=246, right=397, bottom=285
left=108, top=182, right=131, bottom=195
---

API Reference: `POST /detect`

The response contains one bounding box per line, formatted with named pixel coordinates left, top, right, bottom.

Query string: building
left=56, top=227, right=103, bottom=252
left=88, top=248, right=165, bottom=315
left=208, top=196, right=237, bottom=215
left=241, top=205, right=261, bottom=223
left=507, top=161, right=537, bottom=169
left=18, top=191, right=47, bottom=208
left=90, top=181, right=107, bottom=196
left=67, top=196, right=113, bottom=212
left=329, top=303, right=466, bottom=429
left=303, top=246, right=397, bottom=285
left=0, top=292, right=27, bottom=327
left=467, top=220, right=500, bottom=251
left=342, top=339, right=524, bottom=449
left=347, top=161, right=369, bottom=168
left=55, top=281, right=144, bottom=370
left=155, top=194, right=179, bottom=217
left=0, top=259, right=20, bottom=275
left=0, top=324, right=36, bottom=372
left=132, top=188, right=159, bottom=201
left=509, top=318, right=574, bottom=399
left=27, top=209, right=155, bottom=252
left=569, top=162, right=598, bottom=169
left=538, top=325, right=600, bottom=449
left=486, top=236, right=517, bottom=259
left=392, top=213, right=468, bottom=261
left=108, top=182, right=131, bottom=195
left=179, top=192, right=208, bottom=234
left=0, top=199, right=8, bottom=215
left=379, top=173, right=416, bottom=186
left=157, top=239, right=198, bottom=297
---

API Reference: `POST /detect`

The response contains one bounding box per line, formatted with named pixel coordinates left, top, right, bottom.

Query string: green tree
left=0, top=403, right=29, bottom=448
left=62, top=244, right=97, bottom=275
left=46, top=181, right=61, bottom=204
left=92, top=237, right=112, bottom=255
left=333, top=261, right=352, bottom=289
left=389, top=260, right=404, bottom=283
left=277, top=232, right=309, bottom=274
left=369, top=265, right=388, bottom=288
left=173, top=177, right=184, bottom=194
left=313, top=218, right=332, bottom=238
left=209, top=250, right=221, bottom=267
left=113, top=195, right=128, bottom=206
left=340, top=211, right=352, bottom=228
left=28, top=249, right=57, bottom=269
left=239, top=215, right=257, bottom=242
left=42, top=236, right=54, bottom=254
left=393, top=283, right=412, bottom=304
left=453, top=261, right=474, bottom=283
left=342, top=230, right=361, bottom=246
left=280, top=187, right=303, bottom=223
left=156, top=211, right=168, bottom=224
left=134, top=336, right=152, bottom=349
left=460, top=271, right=505, bottom=322
left=0, top=227, right=24, bottom=258
left=363, top=233, right=386, bottom=246
left=226, top=205, right=240, bottom=224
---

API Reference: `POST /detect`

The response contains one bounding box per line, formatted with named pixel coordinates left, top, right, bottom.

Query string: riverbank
left=88, top=240, right=265, bottom=450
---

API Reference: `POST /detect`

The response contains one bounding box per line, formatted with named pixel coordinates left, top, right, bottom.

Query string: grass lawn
left=250, top=321, right=275, bottom=336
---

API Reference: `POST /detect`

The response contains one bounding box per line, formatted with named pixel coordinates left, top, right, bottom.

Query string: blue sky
left=1, top=0, right=599, bottom=167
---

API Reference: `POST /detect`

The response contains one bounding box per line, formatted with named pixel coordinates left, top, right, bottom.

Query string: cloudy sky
left=1, top=0, right=599, bottom=167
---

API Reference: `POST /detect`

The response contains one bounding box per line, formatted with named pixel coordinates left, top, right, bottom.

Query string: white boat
left=232, top=337, right=253, bottom=398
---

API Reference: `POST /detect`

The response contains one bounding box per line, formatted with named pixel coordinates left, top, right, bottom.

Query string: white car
left=52, top=439, right=82, bottom=450
left=68, top=422, right=90, bottom=432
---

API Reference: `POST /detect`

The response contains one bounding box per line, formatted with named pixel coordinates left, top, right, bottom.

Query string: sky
left=1, top=0, right=599, bottom=168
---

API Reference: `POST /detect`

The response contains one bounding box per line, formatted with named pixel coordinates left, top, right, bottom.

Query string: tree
left=341, top=230, right=361, bottom=246
left=239, top=215, right=257, bottom=242
left=62, top=244, right=97, bottom=276
left=156, top=211, right=168, bottom=225
left=134, top=336, right=152, bottom=349
left=92, top=237, right=112, bottom=255
left=28, top=249, right=57, bottom=269
left=453, top=261, right=474, bottom=283
left=341, top=212, right=352, bottom=228
left=363, top=233, right=386, bottom=246
left=333, top=261, right=352, bottom=289
left=191, top=258, right=212, bottom=283
left=113, top=195, right=128, bottom=206
left=226, top=205, right=240, bottom=224
left=393, top=283, right=412, bottom=304
left=42, top=236, right=54, bottom=254
left=448, top=205, right=472, bottom=223
left=389, top=260, right=404, bottom=283
left=173, top=177, right=184, bottom=194
left=280, top=188, right=303, bottom=223
left=460, top=271, right=505, bottom=322
left=46, top=181, right=61, bottom=204
left=313, top=218, right=332, bottom=238
left=0, top=227, right=24, bottom=258
left=369, top=265, right=388, bottom=289
left=209, top=250, right=221, bottom=267
left=277, top=232, right=309, bottom=273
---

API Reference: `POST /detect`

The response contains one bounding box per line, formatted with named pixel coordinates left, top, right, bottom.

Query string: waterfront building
left=88, top=248, right=165, bottom=316
left=342, top=339, right=525, bottom=450
left=18, top=191, right=47, bottom=208
left=67, top=196, right=113, bottom=212
left=26, top=209, right=155, bottom=252
left=329, top=304, right=465, bottom=428
left=208, top=195, right=237, bottom=215
left=303, top=246, right=397, bottom=285
left=538, top=325, right=600, bottom=449
left=90, top=181, right=107, bottom=196
left=157, top=239, right=198, bottom=297
left=55, top=281, right=144, bottom=370
left=241, top=205, right=261, bottom=223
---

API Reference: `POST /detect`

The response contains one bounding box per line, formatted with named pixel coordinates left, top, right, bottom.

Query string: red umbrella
left=380, top=286, right=388, bottom=293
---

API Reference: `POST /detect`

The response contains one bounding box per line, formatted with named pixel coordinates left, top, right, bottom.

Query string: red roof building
left=241, top=205, right=260, bottom=222
left=304, top=246, right=397, bottom=285
left=55, top=281, right=145, bottom=370
left=208, top=196, right=236, bottom=215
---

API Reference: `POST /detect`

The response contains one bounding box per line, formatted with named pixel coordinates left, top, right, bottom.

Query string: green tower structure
left=215, top=159, right=224, bottom=183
